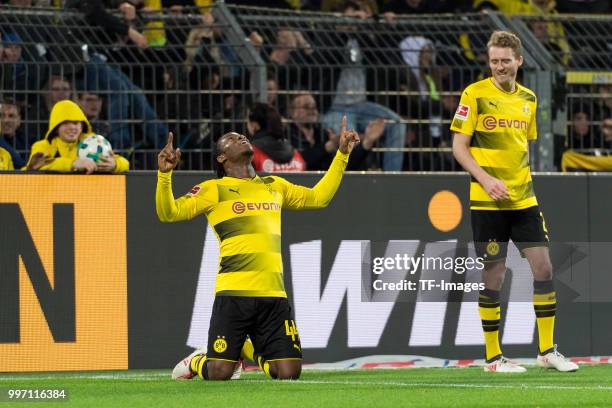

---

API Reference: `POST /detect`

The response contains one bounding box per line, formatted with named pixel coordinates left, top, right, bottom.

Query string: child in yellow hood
left=27, top=100, right=129, bottom=173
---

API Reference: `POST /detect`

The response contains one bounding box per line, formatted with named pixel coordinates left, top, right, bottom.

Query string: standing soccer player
left=451, top=31, right=578, bottom=373
left=157, top=116, right=359, bottom=380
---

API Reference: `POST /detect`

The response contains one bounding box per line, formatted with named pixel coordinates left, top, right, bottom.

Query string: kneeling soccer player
left=156, top=116, right=359, bottom=380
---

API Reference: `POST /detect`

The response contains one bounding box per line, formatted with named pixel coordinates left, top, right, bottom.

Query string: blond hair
left=487, top=31, right=523, bottom=58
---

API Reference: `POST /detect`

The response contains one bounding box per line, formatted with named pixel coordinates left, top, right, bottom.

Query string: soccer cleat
left=172, top=348, right=205, bottom=380
left=484, top=356, right=527, bottom=373
left=537, top=345, right=579, bottom=372
left=231, top=359, right=244, bottom=380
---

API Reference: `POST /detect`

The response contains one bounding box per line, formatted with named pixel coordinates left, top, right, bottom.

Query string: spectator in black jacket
left=64, top=0, right=148, bottom=49
left=0, top=101, right=26, bottom=168
left=287, top=91, right=384, bottom=170
left=60, top=0, right=168, bottom=150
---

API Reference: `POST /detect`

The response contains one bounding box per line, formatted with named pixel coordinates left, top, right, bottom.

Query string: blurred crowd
left=0, top=0, right=610, bottom=172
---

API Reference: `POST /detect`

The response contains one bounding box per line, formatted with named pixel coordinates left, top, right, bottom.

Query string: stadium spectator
left=182, top=11, right=260, bottom=81
left=595, top=84, right=612, bottom=120
left=0, top=145, right=13, bottom=170
left=320, top=0, right=378, bottom=12
left=183, top=12, right=216, bottom=75
left=600, top=118, right=612, bottom=149
left=475, top=0, right=571, bottom=66
left=319, top=0, right=406, bottom=171
left=7, top=0, right=31, bottom=5
left=288, top=91, right=383, bottom=170
left=556, top=0, right=610, bottom=13
left=399, top=36, right=447, bottom=141
left=225, top=0, right=294, bottom=8
left=287, top=92, right=336, bottom=170
left=248, top=102, right=306, bottom=172
left=0, top=31, right=46, bottom=106
left=76, top=91, right=110, bottom=137
left=27, top=100, right=129, bottom=173
left=529, top=18, right=568, bottom=67
left=64, top=0, right=148, bottom=49
left=569, top=109, right=599, bottom=149
left=381, top=0, right=455, bottom=15
left=0, top=101, right=27, bottom=168
left=265, top=29, right=315, bottom=101
left=57, top=1, right=168, bottom=150
left=26, top=75, right=73, bottom=142
left=266, top=75, right=281, bottom=112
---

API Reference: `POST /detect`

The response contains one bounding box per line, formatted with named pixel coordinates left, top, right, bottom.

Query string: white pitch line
left=0, top=374, right=611, bottom=391
left=244, top=379, right=612, bottom=391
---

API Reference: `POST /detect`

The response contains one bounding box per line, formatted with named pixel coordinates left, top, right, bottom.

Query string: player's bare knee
left=275, top=367, right=301, bottom=380
left=205, top=360, right=235, bottom=381
left=533, top=259, right=553, bottom=281
left=483, top=261, right=506, bottom=288
left=272, top=361, right=301, bottom=380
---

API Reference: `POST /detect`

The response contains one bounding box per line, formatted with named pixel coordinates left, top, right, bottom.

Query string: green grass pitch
left=1, top=365, right=611, bottom=407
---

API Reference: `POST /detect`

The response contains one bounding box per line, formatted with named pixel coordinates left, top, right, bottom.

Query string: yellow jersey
left=156, top=150, right=349, bottom=297
left=0, top=147, right=14, bottom=170
left=450, top=78, right=538, bottom=211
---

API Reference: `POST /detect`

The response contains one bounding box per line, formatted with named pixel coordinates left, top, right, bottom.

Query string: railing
left=0, top=4, right=610, bottom=170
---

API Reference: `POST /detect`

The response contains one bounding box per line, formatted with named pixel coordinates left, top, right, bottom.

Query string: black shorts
left=471, top=205, right=549, bottom=262
left=206, top=296, right=302, bottom=362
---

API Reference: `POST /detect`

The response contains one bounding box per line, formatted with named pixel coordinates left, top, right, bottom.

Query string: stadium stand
left=0, top=2, right=610, bottom=171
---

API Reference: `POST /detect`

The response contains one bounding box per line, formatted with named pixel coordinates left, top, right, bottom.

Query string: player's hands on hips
left=482, top=175, right=510, bottom=201
left=158, top=132, right=181, bottom=173
left=338, top=115, right=360, bottom=154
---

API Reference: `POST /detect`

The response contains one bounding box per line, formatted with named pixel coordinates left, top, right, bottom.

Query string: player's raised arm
left=158, top=132, right=181, bottom=173
left=281, top=115, right=359, bottom=209
left=452, top=132, right=509, bottom=201
left=156, top=132, right=213, bottom=222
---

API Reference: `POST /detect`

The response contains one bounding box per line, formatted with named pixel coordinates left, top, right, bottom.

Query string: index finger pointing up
left=340, top=114, right=347, bottom=135
left=166, top=132, right=174, bottom=149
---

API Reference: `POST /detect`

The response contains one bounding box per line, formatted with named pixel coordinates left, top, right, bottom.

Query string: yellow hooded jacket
left=0, top=147, right=14, bottom=170
left=28, top=100, right=129, bottom=173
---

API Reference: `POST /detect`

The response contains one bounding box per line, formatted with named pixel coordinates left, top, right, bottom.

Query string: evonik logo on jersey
left=186, top=227, right=536, bottom=354
left=482, top=116, right=528, bottom=131
left=232, top=201, right=281, bottom=214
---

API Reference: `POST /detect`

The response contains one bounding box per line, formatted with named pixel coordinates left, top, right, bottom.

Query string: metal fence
left=511, top=13, right=612, bottom=168
left=231, top=5, right=549, bottom=171
left=0, top=4, right=610, bottom=171
left=0, top=3, right=260, bottom=170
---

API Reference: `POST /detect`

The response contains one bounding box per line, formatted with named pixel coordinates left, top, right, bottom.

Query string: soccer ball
left=78, top=135, right=112, bottom=163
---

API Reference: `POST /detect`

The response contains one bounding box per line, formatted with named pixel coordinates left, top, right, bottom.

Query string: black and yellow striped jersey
left=450, top=78, right=538, bottom=211
left=156, top=150, right=349, bottom=297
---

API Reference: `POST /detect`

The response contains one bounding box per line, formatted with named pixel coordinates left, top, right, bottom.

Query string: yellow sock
left=240, top=338, right=255, bottom=362
left=479, top=289, right=502, bottom=362
left=534, top=280, right=556, bottom=354
left=256, top=355, right=273, bottom=379
left=190, top=354, right=207, bottom=379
